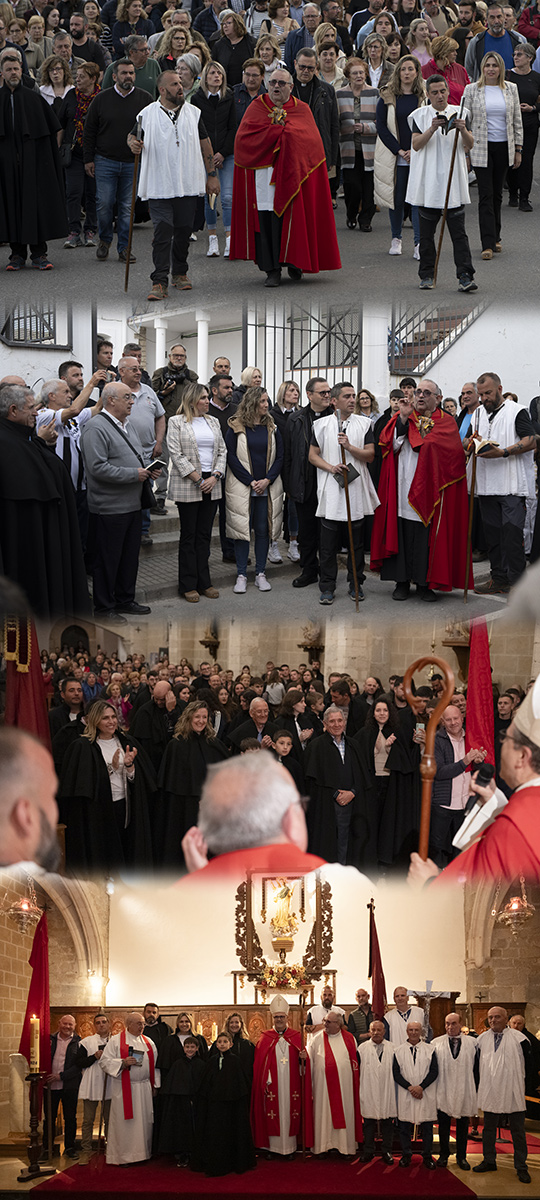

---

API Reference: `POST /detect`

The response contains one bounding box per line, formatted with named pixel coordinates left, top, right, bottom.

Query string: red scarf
left=323, top=1030, right=362, bottom=1138
left=120, top=1029, right=155, bottom=1119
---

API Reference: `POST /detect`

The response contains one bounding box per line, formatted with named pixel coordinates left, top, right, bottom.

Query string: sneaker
left=519, top=199, right=533, bottom=212
left=118, top=247, right=136, bottom=263
left=32, top=256, right=53, bottom=270
left=419, top=277, right=434, bottom=289
left=458, top=275, right=478, bottom=292
left=413, top=244, right=420, bottom=260
left=184, top=591, right=199, bottom=603
left=319, top=591, right=334, bottom=605
left=255, top=572, right=272, bottom=591
left=474, top=578, right=510, bottom=595
left=140, top=534, right=153, bottom=546
left=481, top=248, right=493, bottom=260
left=171, top=274, right=192, bottom=290
left=267, top=541, right=282, bottom=564
left=233, top=574, right=247, bottom=594
left=349, top=585, right=365, bottom=601
left=190, top=232, right=197, bottom=241
left=64, top=232, right=83, bottom=249
left=389, top=238, right=402, bottom=255
left=83, top=230, right=97, bottom=246
left=96, top=241, right=110, bottom=260
left=147, top=282, right=168, bottom=301
left=287, top=539, right=300, bottom=562
left=508, top=195, right=519, bottom=208
left=207, top=234, right=219, bottom=257
left=224, top=234, right=230, bottom=257
left=6, top=255, right=25, bottom=271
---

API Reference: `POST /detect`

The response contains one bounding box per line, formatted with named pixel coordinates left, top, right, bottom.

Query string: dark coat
left=151, top=365, right=198, bottom=423
left=282, top=403, right=332, bottom=502
left=353, top=720, right=418, bottom=868
left=227, top=717, right=278, bottom=752
left=129, top=698, right=183, bottom=773
left=0, top=84, right=67, bottom=244
left=154, top=732, right=229, bottom=867
left=432, top=726, right=469, bottom=808
left=233, top=80, right=266, bottom=121
left=192, top=1051, right=256, bottom=1177
left=49, top=1034, right=82, bottom=1091
left=292, top=74, right=339, bottom=168
left=304, top=730, right=372, bottom=868
left=210, top=35, right=256, bottom=88
left=191, top=85, right=237, bottom=157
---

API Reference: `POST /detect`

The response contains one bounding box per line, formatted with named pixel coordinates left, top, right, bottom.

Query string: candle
left=211, top=1022, right=218, bottom=1043
left=196, top=1022, right=203, bottom=1035
left=30, top=1016, right=40, bottom=1073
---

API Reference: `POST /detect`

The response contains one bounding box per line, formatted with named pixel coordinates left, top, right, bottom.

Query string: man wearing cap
left=308, top=1010, right=362, bottom=1155
left=432, top=1012, right=477, bottom=1170
left=251, top=995, right=313, bottom=1156
left=473, top=1006, right=531, bottom=1185
left=358, top=1021, right=396, bottom=1163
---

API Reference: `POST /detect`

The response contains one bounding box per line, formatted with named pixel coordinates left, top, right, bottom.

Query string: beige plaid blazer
left=166, top=414, right=227, bottom=503
left=462, top=81, right=523, bottom=168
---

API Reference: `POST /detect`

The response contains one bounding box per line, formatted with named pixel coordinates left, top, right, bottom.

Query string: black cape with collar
left=192, top=1051, right=256, bottom=1177
left=155, top=1052, right=206, bottom=1158
left=0, top=83, right=67, bottom=242
left=227, top=717, right=278, bottom=752
left=353, top=721, right=418, bottom=868
left=154, top=732, right=229, bottom=868
left=58, top=732, right=156, bottom=874
left=51, top=714, right=86, bottom=775
left=0, top=418, right=90, bottom=619
left=304, top=730, right=373, bottom=870
left=157, top=1032, right=209, bottom=1082
left=129, top=699, right=183, bottom=773
left=209, top=1032, right=255, bottom=1084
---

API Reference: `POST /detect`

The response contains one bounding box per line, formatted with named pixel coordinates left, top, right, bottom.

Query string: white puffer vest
left=225, top=417, right=283, bottom=542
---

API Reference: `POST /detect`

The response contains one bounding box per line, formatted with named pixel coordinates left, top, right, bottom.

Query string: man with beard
left=252, top=995, right=314, bottom=1156
left=127, top=69, right=220, bottom=300
left=129, top=681, right=182, bottom=773
left=142, top=1003, right=173, bottom=1053
left=0, top=730, right=60, bottom=872
left=0, top=51, right=67, bottom=271
left=371, top=378, right=471, bottom=601
left=306, top=985, right=345, bottom=1034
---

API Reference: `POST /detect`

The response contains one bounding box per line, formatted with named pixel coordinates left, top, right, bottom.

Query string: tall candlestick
left=30, top=1016, right=39, bottom=1073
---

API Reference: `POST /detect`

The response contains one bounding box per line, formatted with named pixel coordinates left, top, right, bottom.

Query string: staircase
left=389, top=302, right=487, bottom=376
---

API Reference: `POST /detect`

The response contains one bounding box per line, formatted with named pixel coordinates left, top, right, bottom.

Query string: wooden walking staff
left=433, top=98, right=465, bottom=286
left=125, top=114, right=143, bottom=292
left=337, top=413, right=360, bottom=611
left=403, top=655, right=455, bottom=859
left=464, top=407, right=481, bottom=603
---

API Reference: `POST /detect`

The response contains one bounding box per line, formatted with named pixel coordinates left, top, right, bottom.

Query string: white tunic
left=406, top=104, right=471, bottom=208
left=358, top=1039, right=397, bottom=1119
left=309, top=1031, right=358, bottom=1154
left=268, top=1035, right=296, bottom=1155
left=307, top=1003, right=346, bottom=1028
left=99, top=1033, right=160, bottom=1164
left=393, top=1041, right=438, bottom=1123
left=78, top=1034, right=112, bottom=1102
left=137, top=101, right=206, bottom=201
left=386, top=1006, right=425, bottom=1044
left=477, top=1028, right=527, bottom=1114
left=394, top=430, right=422, bottom=523
left=474, top=402, right=534, bottom=498
left=431, top=1034, right=477, bottom=1117
left=313, top=412, right=380, bottom=522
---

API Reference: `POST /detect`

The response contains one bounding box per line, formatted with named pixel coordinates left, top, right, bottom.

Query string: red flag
left=3, top=618, right=51, bottom=750
left=466, top=617, right=495, bottom=769
left=18, top=913, right=51, bottom=1075
left=368, top=903, right=387, bottom=1021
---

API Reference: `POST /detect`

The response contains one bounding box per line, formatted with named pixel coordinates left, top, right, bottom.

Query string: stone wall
left=466, top=883, right=540, bottom=1034
left=0, top=872, right=37, bottom=1134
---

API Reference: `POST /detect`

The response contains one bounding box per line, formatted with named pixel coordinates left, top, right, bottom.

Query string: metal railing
left=242, top=302, right=362, bottom=401
left=389, top=301, right=487, bottom=377
left=1, top=303, right=72, bottom=350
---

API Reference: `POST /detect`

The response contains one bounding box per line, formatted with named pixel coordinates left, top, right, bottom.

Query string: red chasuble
left=323, top=1030, right=362, bottom=1140
left=120, top=1029, right=155, bottom=1119
left=435, top=784, right=540, bottom=884
left=251, top=1027, right=314, bottom=1149
left=230, top=94, right=341, bottom=273
left=370, top=408, right=473, bottom=591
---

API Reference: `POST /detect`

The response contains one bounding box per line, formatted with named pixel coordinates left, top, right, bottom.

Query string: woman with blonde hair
left=192, top=60, right=237, bottom=257
left=337, top=57, right=379, bottom=230
left=314, top=20, right=345, bottom=61
left=232, top=365, right=262, bottom=405
left=157, top=24, right=192, bottom=70
left=422, top=34, right=469, bottom=102
left=406, top=16, right=432, bottom=66
left=111, top=0, right=153, bottom=58
left=225, top=386, right=284, bottom=594
left=463, top=52, right=523, bottom=258
left=355, top=387, right=380, bottom=420
left=375, top=53, right=425, bottom=256
left=254, top=32, right=285, bottom=85
left=166, top=381, right=227, bottom=603
left=155, top=701, right=228, bottom=867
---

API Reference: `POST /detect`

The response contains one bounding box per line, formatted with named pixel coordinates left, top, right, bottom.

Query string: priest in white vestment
left=432, top=1012, right=477, bottom=1171
left=99, top=1012, right=160, bottom=1165
left=76, top=1012, right=112, bottom=1165
left=384, top=986, right=427, bottom=1044
left=473, top=1006, right=530, bottom=1184
left=308, top=1012, right=362, bottom=1155
left=358, top=1021, right=396, bottom=1163
left=392, top=1021, right=438, bottom=1168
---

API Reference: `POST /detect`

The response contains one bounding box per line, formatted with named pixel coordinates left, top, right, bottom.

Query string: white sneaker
left=233, top=574, right=247, bottom=593
left=389, top=238, right=402, bottom=256
left=267, top=541, right=282, bottom=564
left=207, top=234, right=219, bottom=257
left=413, top=244, right=420, bottom=260
left=190, top=232, right=197, bottom=242
left=224, top=234, right=230, bottom=258
left=287, top=539, right=301, bottom=562
left=255, top=573, right=272, bottom=591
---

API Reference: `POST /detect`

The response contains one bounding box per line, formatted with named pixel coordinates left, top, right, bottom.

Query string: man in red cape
left=370, top=379, right=472, bottom=599
left=252, top=995, right=314, bottom=1155
left=308, top=1011, right=362, bottom=1154
left=230, top=67, right=341, bottom=287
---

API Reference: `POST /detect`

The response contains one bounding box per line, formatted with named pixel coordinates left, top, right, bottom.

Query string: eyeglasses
left=269, top=79, right=290, bottom=86
left=415, top=388, right=436, bottom=397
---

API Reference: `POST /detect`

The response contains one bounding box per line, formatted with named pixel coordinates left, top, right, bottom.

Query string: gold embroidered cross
left=270, top=105, right=287, bottom=125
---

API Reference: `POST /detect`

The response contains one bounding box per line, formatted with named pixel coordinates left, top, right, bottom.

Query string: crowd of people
left=38, top=640, right=534, bottom=875
left=1, top=0, right=539, bottom=288
left=39, top=995, right=537, bottom=1182
left=1, top=352, right=540, bottom=617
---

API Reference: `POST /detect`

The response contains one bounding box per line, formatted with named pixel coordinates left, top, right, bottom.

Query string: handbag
left=101, top=412, right=158, bottom=509
left=59, top=141, right=74, bottom=168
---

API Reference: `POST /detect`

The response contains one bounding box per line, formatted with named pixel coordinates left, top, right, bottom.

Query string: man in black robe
left=227, top=697, right=278, bottom=753
left=143, top=1003, right=173, bottom=1052
left=0, top=52, right=67, bottom=269
left=304, top=705, right=371, bottom=868
left=129, top=681, right=182, bottom=773
left=48, top=678, right=85, bottom=740
left=327, top=678, right=364, bottom=737
left=0, top=384, right=90, bottom=619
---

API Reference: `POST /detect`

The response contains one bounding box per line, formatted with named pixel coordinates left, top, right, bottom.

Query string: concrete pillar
left=154, top=316, right=168, bottom=366
left=361, top=305, right=392, bottom=405
left=196, top=309, right=210, bottom=382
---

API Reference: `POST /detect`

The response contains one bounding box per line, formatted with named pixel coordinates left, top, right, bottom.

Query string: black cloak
left=304, top=731, right=374, bottom=870
left=155, top=1052, right=206, bottom=1158
left=154, top=732, right=229, bottom=868
left=353, top=722, right=418, bottom=868
left=0, top=418, right=90, bottom=619
left=0, top=83, right=67, bottom=243
left=129, top=699, right=183, bottom=773
left=58, top=732, right=157, bottom=874
left=157, top=1032, right=209, bottom=1082
left=227, top=717, right=278, bottom=752
left=192, top=1051, right=257, bottom=1177
left=209, top=1031, right=255, bottom=1085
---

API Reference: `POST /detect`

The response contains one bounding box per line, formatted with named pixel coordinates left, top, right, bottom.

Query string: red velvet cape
left=435, top=784, right=540, bottom=884
left=251, top=1027, right=314, bottom=1149
left=230, top=94, right=341, bottom=273
left=370, top=408, right=473, bottom=591
left=321, top=1030, right=362, bottom=1140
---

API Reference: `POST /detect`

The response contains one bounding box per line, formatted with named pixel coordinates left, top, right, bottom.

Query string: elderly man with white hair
left=308, top=1010, right=362, bottom=1156
left=432, top=1012, right=477, bottom=1170
left=99, top=1012, right=159, bottom=1164
left=392, top=1020, right=438, bottom=1168
left=473, top=1006, right=531, bottom=1184
left=358, top=1020, right=397, bottom=1163
left=36, top=373, right=104, bottom=553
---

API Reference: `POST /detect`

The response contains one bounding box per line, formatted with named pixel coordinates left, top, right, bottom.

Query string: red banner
left=368, top=905, right=387, bottom=1021
left=466, top=617, right=495, bottom=768
left=4, top=618, right=51, bottom=750
left=18, top=912, right=51, bottom=1074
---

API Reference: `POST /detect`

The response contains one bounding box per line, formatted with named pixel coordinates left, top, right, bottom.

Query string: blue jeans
left=390, top=164, right=420, bottom=243
left=234, top=495, right=269, bottom=575
left=94, top=154, right=134, bottom=251
left=205, top=154, right=234, bottom=231
left=287, top=496, right=298, bottom=539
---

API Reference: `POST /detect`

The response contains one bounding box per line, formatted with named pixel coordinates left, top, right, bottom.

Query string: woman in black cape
left=155, top=1035, right=206, bottom=1165
left=57, top=700, right=156, bottom=874
left=155, top=700, right=229, bottom=869
left=192, top=1031, right=256, bottom=1177
left=354, top=695, right=420, bottom=872
left=208, top=1013, right=255, bottom=1085
left=276, top=688, right=321, bottom=764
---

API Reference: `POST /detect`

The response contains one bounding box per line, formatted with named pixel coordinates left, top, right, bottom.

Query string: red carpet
left=467, top=1130, right=540, bottom=1154
left=33, top=1155, right=476, bottom=1199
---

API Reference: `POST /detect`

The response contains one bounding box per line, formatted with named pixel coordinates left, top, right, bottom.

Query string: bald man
left=432, top=1012, right=477, bottom=1169
left=99, top=1011, right=159, bottom=1164
left=431, top=705, right=486, bottom=867
left=392, top=1021, right=438, bottom=1168
left=129, top=680, right=182, bottom=772
left=42, top=1015, right=81, bottom=1160
left=473, top=1006, right=530, bottom=1184
left=0, top=729, right=60, bottom=872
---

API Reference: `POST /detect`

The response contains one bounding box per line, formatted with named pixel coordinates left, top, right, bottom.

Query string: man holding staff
left=251, top=995, right=313, bottom=1157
